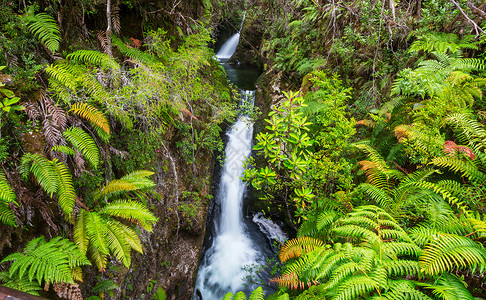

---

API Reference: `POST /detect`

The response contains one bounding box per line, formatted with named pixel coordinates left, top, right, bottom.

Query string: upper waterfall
left=216, top=13, right=246, bottom=60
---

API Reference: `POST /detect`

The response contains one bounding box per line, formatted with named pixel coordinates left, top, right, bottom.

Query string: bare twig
left=449, top=0, right=486, bottom=37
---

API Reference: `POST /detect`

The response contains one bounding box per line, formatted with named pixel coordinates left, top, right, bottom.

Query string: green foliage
left=69, top=102, right=111, bottom=136
left=1, top=236, right=90, bottom=288
left=74, top=171, right=157, bottom=271
left=408, top=32, right=478, bottom=54
left=22, top=6, right=61, bottom=53
left=419, top=233, right=486, bottom=276
left=67, top=50, right=120, bottom=71
left=222, top=287, right=265, bottom=300
left=0, top=169, right=17, bottom=226
left=20, top=153, right=76, bottom=217
left=0, top=271, right=42, bottom=296
left=63, top=127, right=100, bottom=169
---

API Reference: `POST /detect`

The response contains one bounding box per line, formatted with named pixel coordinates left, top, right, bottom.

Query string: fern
left=63, top=127, right=100, bottom=169
left=408, top=32, right=478, bottom=54
left=23, top=7, right=61, bottom=52
left=69, top=102, right=110, bottom=136
left=67, top=50, right=120, bottom=71
left=74, top=200, right=155, bottom=271
left=0, top=271, right=42, bottom=296
left=52, top=159, right=76, bottom=217
left=419, top=233, right=486, bottom=276
left=99, top=200, right=158, bottom=231
left=52, top=145, right=75, bottom=155
left=0, top=170, right=17, bottom=226
left=20, top=153, right=59, bottom=196
left=97, top=170, right=156, bottom=199
left=20, top=153, right=76, bottom=217
left=112, top=36, right=160, bottom=65
left=1, top=236, right=90, bottom=287
left=279, top=237, right=325, bottom=262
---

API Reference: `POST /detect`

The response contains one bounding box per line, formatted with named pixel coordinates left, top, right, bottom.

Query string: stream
left=193, top=32, right=286, bottom=300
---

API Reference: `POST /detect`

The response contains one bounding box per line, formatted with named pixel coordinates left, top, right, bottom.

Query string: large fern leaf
left=20, top=153, right=59, bottom=196
left=99, top=200, right=158, bottom=231
left=419, top=233, right=486, bottom=276
left=1, top=236, right=90, bottom=286
left=69, top=103, right=110, bottom=135
left=23, top=10, right=61, bottom=52
left=52, top=159, right=76, bottom=217
left=63, top=127, right=100, bottom=169
left=67, top=50, right=120, bottom=71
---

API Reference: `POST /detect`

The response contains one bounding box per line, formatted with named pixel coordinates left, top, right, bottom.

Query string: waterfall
left=216, top=13, right=246, bottom=60
left=194, top=91, right=260, bottom=300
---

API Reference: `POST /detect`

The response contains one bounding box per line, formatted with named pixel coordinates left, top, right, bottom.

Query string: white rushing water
left=215, top=13, right=246, bottom=60
left=216, top=33, right=240, bottom=60
left=194, top=92, right=261, bottom=299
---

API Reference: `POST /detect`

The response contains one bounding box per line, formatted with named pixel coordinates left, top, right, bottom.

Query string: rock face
left=231, top=13, right=265, bottom=67
left=115, top=144, right=214, bottom=300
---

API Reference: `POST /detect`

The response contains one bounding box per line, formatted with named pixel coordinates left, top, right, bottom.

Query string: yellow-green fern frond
left=0, top=170, right=17, bottom=205
left=67, top=50, right=120, bottom=71
left=63, top=127, right=100, bottom=169
left=0, top=271, right=42, bottom=296
left=97, top=179, right=138, bottom=199
left=0, top=170, right=17, bottom=227
left=280, top=237, right=324, bottom=262
left=69, top=103, right=110, bottom=135
left=99, top=200, right=158, bottom=231
left=419, top=233, right=486, bottom=276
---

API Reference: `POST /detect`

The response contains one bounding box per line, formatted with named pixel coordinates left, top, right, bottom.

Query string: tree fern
left=63, top=127, right=100, bottom=169
left=23, top=7, right=61, bottom=53
left=69, top=102, right=110, bottom=136
left=1, top=236, right=90, bottom=288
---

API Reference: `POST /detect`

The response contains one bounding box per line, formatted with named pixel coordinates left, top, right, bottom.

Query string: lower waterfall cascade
left=193, top=27, right=286, bottom=300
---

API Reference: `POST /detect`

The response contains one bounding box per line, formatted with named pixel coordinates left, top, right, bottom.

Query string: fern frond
left=69, top=103, right=110, bottom=135
left=0, top=170, right=17, bottom=205
left=67, top=50, right=120, bottom=71
left=99, top=200, right=158, bottom=231
left=1, top=236, right=90, bottom=286
left=52, top=145, right=75, bottom=156
left=105, top=220, right=132, bottom=267
left=97, top=179, right=138, bottom=199
left=52, top=159, right=76, bottom=217
left=0, top=271, right=42, bottom=296
left=20, top=153, right=58, bottom=196
left=24, top=10, right=61, bottom=52
left=63, top=127, right=100, bottom=169
left=280, top=237, right=325, bottom=262
left=112, top=36, right=160, bottom=65
left=419, top=233, right=486, bottom=276
left=430, top=156, right=485, bottom=183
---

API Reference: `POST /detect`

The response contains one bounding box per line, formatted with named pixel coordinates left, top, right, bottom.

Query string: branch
left=449, top=0, right=486, bottom=37
left=467, top=1, right=486, bottom=18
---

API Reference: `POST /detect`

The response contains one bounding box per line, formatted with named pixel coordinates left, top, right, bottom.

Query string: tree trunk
left=106, top=0, right=113, bottom=57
